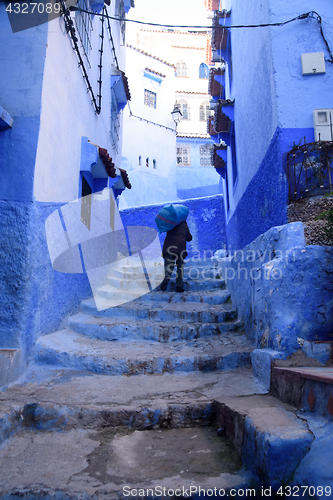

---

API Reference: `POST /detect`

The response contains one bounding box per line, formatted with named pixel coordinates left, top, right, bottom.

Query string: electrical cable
left=68, top=7, right=333, bottom=63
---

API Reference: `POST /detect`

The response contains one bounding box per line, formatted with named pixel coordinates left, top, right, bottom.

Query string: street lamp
left=171, top=104, right=182, bottom=127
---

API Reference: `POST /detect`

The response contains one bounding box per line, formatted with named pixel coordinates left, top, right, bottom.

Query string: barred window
left=110, top=88, right=120, bottom=152
left=144, top=89, right=156, bottom=108
left=176, top=61, right=187, bottom=77
left=75, top=0, right=93, bottom=62
left=200, top=144, right=213, bottom=167
left=177, top=146, right=191, bottom=166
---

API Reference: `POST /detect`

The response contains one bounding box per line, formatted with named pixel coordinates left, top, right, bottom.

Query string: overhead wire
left=68, top=7, right=333, bottom=63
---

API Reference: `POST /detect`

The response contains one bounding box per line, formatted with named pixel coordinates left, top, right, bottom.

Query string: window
left=177, top=146, right=191, bottom=166
left=200, top=144, right=213, bottom=166
left=118, top=0, right=126, bottom=45
left=199, top=103, right=210, bottom=121
left=139, top=155, right=142, bottom=166
left=81, top=175, right=92, bottom=230
left=75, top=0, right=93, bottom=61
left=176, top=61, right=187, bottom=77
left=177, top=101, right=190, bottom=120
left=146, top=158, right=149, bottom=167
left=153, top=159, right=156, bottom=169
left=110, top=88, right=120, bottom=152
left=199, top=63, right=209, bottom=79
left=144, top=89, right=156, bottom=108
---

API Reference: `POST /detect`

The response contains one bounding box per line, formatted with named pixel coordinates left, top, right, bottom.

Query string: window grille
left=177, top=146, right=191, bottom=166
left=199, top=104, right=210, bottom=121
left=144, top=89, right=157, bottom=108
left=110, top=88, right=120, bottom=152
left=200, top=144, right=213, bottom=166
left=199, top=63, right=209, bottom=79
left=75, top=0, right=93, bottom=62
left=176, top=62, right=187, bottom=77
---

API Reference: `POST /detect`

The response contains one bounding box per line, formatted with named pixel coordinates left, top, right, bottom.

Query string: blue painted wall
left=120, top=194, right=227, bottom=259
left=218, top=0, right=333, bottom=251
left=217, top=222, right=333, bottom=356
left=0, top=10, right=90, bottom=358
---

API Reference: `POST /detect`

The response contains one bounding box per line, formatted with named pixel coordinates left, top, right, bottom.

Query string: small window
left=199, top=63, right=209, bottom=79
left=200, top=144, right=213, bottom=167
left=153, top=159, right=156, bottom=169
left=110, top=88, right=120, bottom=152
left=146, top=157, right=149, bottom=167
left=177, top=146, right=191, bottom=166
left=139, top=155, right=142, bottom=166
left=144, top=89, right=156, bottom=108
left=199, top=103, right=210, bottom=121
left=81, top=175, right=92, bottom=230
left=176, top=61, right=187, bottom=77
left=177, top=102, right=190, bottom=120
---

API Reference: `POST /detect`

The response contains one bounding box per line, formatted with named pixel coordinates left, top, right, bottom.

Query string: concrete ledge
left=214, top=394, right=313, bottom=491
left=251, top=348, right=286, bottom=390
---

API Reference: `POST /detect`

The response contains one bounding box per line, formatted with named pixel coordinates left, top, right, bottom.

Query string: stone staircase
left=34, top=258, right=253, bottom=376
left=0, top=257, right=333, bottom=498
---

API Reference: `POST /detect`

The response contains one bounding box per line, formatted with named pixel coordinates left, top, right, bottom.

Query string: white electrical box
left=313, top=109, right=332, bottom=141
left=301, top=52, right=326, bottom=75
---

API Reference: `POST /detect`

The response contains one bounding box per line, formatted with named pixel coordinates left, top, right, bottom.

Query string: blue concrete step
left=82, top=290, right=231, bottom=311
left=67, top=311, right=242, bottom=342
left=80, top=296, right=235, bottom=322
left=34, top=329, right=253, bottom=376
left=97, top=278, right=226, bottom=300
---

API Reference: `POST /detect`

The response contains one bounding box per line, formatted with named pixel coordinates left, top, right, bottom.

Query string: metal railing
left=286, top=139, right=333, bottom=202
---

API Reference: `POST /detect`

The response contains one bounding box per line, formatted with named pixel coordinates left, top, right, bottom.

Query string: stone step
left=271, top=365, right=333, bottom=419
left=67, top=311, right=242, bottom=342
left=214, top=393, right=315, bottom=492
left=34, top=329, right=253, bottom=376
left=0, top=366, right=265, bottom=498
left=110, top=266, right=222, bottom=281
left=98, top=278, right=226, bottom=299
left=80, top=297, right=236, bottom=323
left=81, top=290, right=231, bottom=314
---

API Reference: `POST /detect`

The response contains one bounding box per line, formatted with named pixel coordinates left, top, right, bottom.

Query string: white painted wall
left=34, top=2, right=128, bottom=202
left=119, top=45, right=178, bottom=208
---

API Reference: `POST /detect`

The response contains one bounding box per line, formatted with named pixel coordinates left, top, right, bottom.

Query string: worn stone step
left=214, top=394, right=315, bottom=492
left=81, top=290, right=231, bottom=317
left=80, top=297, right=236, bottom=324
left=110, top=266, right=222, bottom=281
left=107, top=276, right=153, bottom=291
left=0, top=365, right=266, bottom=499
left=34, top=329, right=252, bottom=376
left=67, top=311, right=243, bottom=342
left=271, top=365, right=333, bottom=419
left=98, top=278, right=226, bottom=300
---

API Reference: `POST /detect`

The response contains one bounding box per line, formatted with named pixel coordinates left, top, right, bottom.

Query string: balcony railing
left=286, top=139, right=333, bottom=202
